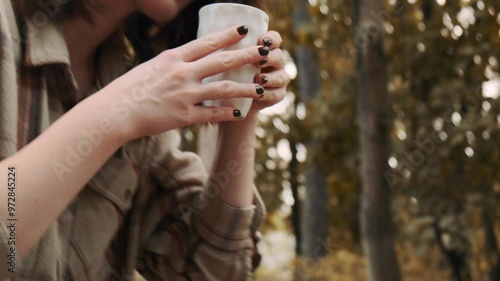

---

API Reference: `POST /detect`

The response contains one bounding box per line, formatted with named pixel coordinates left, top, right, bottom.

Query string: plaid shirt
left=0, top=1, right=266, bottom=280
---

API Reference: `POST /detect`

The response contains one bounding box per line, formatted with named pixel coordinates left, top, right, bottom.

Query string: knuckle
left=277, top=74, right=285, bottom=86
left=278, top=50, right=286, bottom=66
left=283, top=72, right=291, bottom=85
left=218, top=52, right=234, bottom=67
left=265, top=90, right=285, bottom=104
left=183, top=87, right=196, bottom=98
left=276, top=90, right=286, bottom=102
left=261, top=90, right=274, bottom=102
left=246, top=47, right=256, bottom=61
left=276, top=37, right=283, bottom=47
left=209, top=108, right=223, bottom=123
left=220, top=81, right=235, bottom=96
left=159, top=50, right=172, bottom=61
left=203, top=35, right=218, bottom=51
left=223, top=30, right=234, bottom=41
left=171, top=65, right=190, bottom=82
left=269, top=90, right=277, bottom=101
left=280, top=57, right=286, bottom=66
left=177, top=104, right=194, bottom=126
left=270, top=31, right=283, bottom=46
left=160, top=49, right=179, bottom=62
left=225, top=27, right=236, bottom=38
left=188, top=107, right=198, bottom=125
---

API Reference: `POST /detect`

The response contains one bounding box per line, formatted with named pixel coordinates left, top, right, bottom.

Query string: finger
left=192, top=45, right=269, bottom=79
left=178, top=25, right=249, bottom=62
left=192, top=81, right=265, bottom=102
left=192, top=106, right=244, bottom=124
left=257, top=48, right=286, bottom=68
left=255, top=69, right=291, bottom=88
left=258, top=31, right=282, bottom=49
left=254, top=88, right=286, bottom=105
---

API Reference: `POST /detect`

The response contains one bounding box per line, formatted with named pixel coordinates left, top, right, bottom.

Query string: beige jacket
left=0, top=1, right=266, bottom=280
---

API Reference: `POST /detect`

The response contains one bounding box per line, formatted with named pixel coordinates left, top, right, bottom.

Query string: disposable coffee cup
left=197, top=3, right=269, bottom=118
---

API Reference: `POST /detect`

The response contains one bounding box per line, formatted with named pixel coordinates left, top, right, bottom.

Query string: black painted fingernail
left=237, top=25, right=248, bottom=35
left=256, top=85, right=265, bottom=95
left=233, top=110, right=242, bottom=118
left=258, top=46, right=269, bottom=56
left=263, top=37, right=272, bottom=47
left=260, top=59, right=268, bottom=65
left=261, top=75, right=268, bottom=85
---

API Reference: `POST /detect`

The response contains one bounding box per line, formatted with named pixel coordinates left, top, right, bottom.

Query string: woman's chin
left=138, top=0, right=189, bottom=25
left=142, top=9, right=178, bottom=25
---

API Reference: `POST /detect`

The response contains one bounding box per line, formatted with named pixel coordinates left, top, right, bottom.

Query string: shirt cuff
left=194, top=195, right=256, bottom=252
left=0, top=218, right=18, bottom=280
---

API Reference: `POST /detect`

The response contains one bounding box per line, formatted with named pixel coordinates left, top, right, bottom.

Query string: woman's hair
left=15, top=0, right=257, bottom=62
left=14, top=0, right=99, bottom=21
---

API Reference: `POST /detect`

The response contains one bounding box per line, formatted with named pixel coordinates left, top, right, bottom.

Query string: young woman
left=0, top=0, right=290, bottom=280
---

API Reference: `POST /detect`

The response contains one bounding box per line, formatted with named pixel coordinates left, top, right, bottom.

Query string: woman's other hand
left=251, top=31, right=291, bottom=112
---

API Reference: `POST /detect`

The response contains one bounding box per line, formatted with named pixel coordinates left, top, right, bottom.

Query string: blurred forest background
left=191, top=0, right=500, bottom=280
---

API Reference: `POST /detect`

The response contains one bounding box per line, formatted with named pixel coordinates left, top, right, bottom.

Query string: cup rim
left=199, top=3, right=267, bottom=16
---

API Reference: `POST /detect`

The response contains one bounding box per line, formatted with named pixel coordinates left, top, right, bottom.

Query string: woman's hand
left=108, top=25, right=270, bottom=140
left=250, top=31, right=291, bottom=112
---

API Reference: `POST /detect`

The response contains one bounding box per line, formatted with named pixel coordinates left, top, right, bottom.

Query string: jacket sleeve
left=135, top=130, right=266, bottom=281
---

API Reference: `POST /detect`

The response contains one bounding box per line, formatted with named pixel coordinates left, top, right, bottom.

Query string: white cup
left=198, top=3, right=269, bottom=118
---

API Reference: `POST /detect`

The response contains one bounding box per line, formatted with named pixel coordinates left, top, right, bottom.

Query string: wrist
left=86, top=85, right=135, bottom=146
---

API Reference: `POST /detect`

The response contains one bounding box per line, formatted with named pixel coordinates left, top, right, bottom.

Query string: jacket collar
left=23, top=19, right=71, bottom=67
left=22, top=17, right=133, bottom=106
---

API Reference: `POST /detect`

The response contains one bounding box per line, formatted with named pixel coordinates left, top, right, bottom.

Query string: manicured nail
left=261, top=75, right=268, bottom=85
left=233, top=110, right=242, bottom=118
left=258, top=46, right=269, bottom=56
left=256, top=85, right=265, bottom=95
left=237, top=25, right=248, bottom=35
left=263, top=37, right=272, bottom=47
left=260, top=59, right=268, bottom=65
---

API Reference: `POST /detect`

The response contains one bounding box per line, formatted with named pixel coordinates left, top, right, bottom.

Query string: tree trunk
left=289, top=141, right=302, bottom=255
left=293, top=0, right=328, bottom=260
left=433, top=219, right=471, bottom=281
left=301, top=168, right=328, bottom=258
left=483, top=211, right=500, bottom=281
left=354, top=0, right=402, bottom=280
left=293, top=0, right=321, bottom=104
